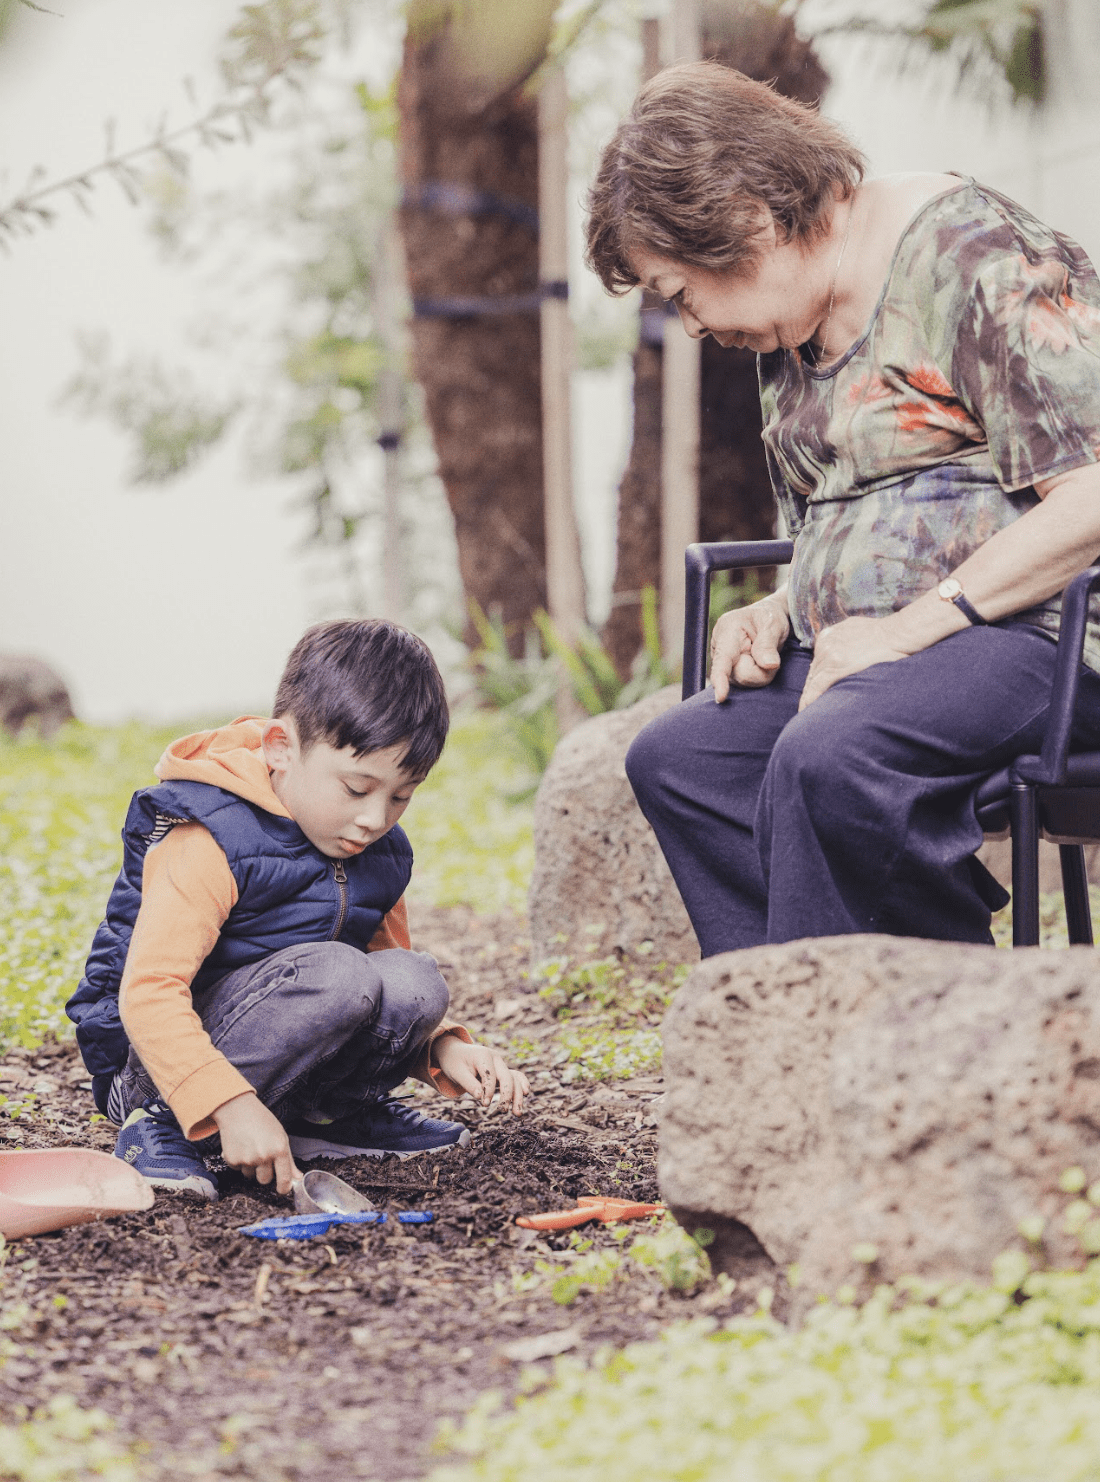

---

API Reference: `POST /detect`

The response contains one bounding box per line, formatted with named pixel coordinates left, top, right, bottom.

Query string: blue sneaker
left=114, top=1100, right=219, bottom=1201
left=285, top=1097, right=471, bottom=1161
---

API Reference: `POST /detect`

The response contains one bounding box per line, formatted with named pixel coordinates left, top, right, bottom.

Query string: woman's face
left=630, top=229, right=828, bottom=354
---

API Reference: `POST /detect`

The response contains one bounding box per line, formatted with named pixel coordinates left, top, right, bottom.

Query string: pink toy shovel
left=0, top=1148, right=154, bottom=1238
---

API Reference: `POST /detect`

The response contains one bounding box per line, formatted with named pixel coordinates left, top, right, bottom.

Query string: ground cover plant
left=3, top=716, right=1100, bottom=1480
left=430, top=1243, right=1100, bottom=1482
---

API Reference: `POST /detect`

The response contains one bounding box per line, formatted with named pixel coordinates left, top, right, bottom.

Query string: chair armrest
left=682, top=539, right=795, bottom=699
left=1013, top=564, right=1100, bottom=786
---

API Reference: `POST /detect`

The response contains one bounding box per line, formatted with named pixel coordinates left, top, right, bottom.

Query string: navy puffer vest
left=65, top=779, right=413, bottom=1113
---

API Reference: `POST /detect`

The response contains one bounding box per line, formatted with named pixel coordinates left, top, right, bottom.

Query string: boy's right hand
left=213, top=1091, right=300, bottom=1196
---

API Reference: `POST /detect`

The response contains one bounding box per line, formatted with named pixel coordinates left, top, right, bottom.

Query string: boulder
left=0, top=654, right=75, bottom=737
left=660, top=935, right=1100, bottom=1301
left=529, top=685, right=699, bottom=969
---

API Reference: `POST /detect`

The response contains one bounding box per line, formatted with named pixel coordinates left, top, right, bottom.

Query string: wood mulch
left=0, top=906, right=767, bottom=1481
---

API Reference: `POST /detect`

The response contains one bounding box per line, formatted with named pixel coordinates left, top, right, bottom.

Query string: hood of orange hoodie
left=154, top=716, right=293, bottom=819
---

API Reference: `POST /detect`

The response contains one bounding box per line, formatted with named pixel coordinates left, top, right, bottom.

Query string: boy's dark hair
left=274, top=619, right=449, bottom=777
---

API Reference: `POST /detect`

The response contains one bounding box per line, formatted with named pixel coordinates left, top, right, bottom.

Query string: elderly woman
left=586, top=63, right=1100, bottom=955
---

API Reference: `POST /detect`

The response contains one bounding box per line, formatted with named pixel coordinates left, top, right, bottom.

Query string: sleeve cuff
left=168, top=1059, right=256, bottom=1141
left=420, top=1024, right=473, bottom=1099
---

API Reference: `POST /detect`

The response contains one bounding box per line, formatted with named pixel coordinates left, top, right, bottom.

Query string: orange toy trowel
left=516, top=1195, right=665, bottom=1232
left=0, top=1147, right=154, bottom=1239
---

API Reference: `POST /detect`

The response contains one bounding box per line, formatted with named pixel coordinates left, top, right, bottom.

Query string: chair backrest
left=682, top=540, right=794, bottom=699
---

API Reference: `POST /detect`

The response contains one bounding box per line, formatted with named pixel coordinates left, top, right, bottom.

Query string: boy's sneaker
left=114, top=1100, right=219, bottom=1201
left=285, top=1097, right=471, bottom=1161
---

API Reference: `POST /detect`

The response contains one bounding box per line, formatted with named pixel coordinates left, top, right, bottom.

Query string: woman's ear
left=261, top=717, right=297, bottom=774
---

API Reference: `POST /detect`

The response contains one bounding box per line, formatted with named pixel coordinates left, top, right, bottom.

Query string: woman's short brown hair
left=586, top=61, right=866, bottom=293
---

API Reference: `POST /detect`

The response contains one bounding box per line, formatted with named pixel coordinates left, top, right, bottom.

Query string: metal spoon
left=292, top=1169, right=375, bottom=1216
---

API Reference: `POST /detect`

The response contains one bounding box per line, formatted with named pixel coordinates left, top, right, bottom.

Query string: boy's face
left=262, top=719, right=422, bottom=859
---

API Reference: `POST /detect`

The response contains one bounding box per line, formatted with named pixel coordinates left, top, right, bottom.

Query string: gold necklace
left=812, top=200, right=855, bottom=365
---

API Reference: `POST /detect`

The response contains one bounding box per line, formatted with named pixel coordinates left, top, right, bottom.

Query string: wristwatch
left=937, top=577, right=987, bottom=626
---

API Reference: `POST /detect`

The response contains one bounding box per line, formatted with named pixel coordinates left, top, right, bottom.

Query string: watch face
left=939, top=579, right=962, bottom=601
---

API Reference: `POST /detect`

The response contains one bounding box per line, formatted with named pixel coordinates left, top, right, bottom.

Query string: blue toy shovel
left=237, top=1168, right=432, bottom=1240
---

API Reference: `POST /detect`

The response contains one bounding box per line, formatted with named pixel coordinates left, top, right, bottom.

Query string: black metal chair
left=682, top=539, right=1100, bottom=947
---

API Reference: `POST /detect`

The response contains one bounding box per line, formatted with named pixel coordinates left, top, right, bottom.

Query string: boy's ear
left=261, top=717, right=297, bottom=774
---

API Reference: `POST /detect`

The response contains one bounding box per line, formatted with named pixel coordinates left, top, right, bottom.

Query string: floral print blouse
left=758, top=179, right=1100, bottom=669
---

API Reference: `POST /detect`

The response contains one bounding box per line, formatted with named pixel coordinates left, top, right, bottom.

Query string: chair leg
left=1010, top=783, right=1041, bottom=947
left=1060, top=845, right=1094, bottom=945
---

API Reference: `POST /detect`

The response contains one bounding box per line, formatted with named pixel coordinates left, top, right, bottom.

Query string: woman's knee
left=765, top=699, right=889, bottom=805
left=625, top=695, right=707, bottom=802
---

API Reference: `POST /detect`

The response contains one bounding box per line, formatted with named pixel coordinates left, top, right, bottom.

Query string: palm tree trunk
left=397, top=4, right=555, bottom=650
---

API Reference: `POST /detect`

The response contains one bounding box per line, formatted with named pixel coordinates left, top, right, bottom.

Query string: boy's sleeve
left=412, top=1021, right=474, bottom=1098
left=367, top=896, right=411, bottom=951
left=119, top=823, right=254, bottom=1140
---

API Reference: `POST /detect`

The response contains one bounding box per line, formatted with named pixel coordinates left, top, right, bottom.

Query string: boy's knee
left=298, top=940, right=388, bottom=1029
left=373, top=948, right=450, bottom=1032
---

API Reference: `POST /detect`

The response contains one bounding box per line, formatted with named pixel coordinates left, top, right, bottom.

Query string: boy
left=66, top=620, right=529, bottom=1201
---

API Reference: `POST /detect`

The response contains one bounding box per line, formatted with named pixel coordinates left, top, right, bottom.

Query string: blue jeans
left=625, top=624, right=1100, bottom=956
left=112, top=942, right=449, bottom=1125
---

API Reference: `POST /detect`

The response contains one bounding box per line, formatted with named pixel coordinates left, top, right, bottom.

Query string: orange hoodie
left=118, top=718, right=469, bottom=1139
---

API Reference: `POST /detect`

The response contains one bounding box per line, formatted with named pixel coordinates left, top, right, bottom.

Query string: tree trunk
left=602, top=297, right=664, bottom=674
left=698, top=2, right=828, bottom=543
left=603, top=2, right=829, bottom=672
left=397, top=5, right=554, bottom=650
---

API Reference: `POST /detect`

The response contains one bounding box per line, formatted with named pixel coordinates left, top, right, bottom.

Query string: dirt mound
left=0, top=906, right=755, bottom=1481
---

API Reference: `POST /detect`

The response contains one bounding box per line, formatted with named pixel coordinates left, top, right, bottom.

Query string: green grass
left=402, top=707, right=534, bottom=914
left=0, top=722, right=180, bottom=1052
left=0, top=1394, right=139, bottom=1482
left=990, top=888, right=1100, bottom=948
left=0, top=712, right=535, bottom=1055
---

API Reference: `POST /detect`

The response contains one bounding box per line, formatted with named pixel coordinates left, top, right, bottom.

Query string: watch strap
left=951, top=591, right=988, bottom=627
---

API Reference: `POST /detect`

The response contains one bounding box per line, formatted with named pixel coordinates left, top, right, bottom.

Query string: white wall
left=819, top=0, right=1100, bottom=265
left=0, top=1, right=316, bottom=724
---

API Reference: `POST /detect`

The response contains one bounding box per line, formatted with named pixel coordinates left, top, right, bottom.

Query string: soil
left=0, top=906, right=769, bottom=1481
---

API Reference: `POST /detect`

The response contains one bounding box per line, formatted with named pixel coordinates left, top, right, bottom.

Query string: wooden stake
left=642, top=15, right=661, bottom=79
left=375, top=224, right=405, bottom=624
left=538, top=63, right=586, bottom=650
left=659, top=0, right=701, bottom=661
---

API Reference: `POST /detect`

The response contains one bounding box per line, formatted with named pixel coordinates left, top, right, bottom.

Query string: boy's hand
left=432, top=1037, right=530, bottom=1115
left=213, top=1091, right=300, bottom=1195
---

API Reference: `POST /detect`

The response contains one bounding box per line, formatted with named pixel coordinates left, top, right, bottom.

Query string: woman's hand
left=796, top=466, right=1100, bottom=713
left=432, top=1036, right=531, bottom=1115
left=798, top=615, right=916, bottom=711
left=212, top=1090, right=301, bottom=1195
left=710, top=597, right=791, bottom=701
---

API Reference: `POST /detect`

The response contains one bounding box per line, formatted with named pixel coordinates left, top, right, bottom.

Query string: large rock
left=0, top=655, right=74, bottom=737
left=529, top=685, right=699, bottom=969
left=661, top=936, right=1100, bottom=1301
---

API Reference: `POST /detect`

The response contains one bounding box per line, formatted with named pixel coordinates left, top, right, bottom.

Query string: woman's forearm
left=885, top=463, right=1100, bottom=654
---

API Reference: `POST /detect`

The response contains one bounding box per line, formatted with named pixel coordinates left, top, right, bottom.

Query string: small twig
left=252, top=1261, right=272, bottom=1308
left=0, top=92, right=259, bottom=228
